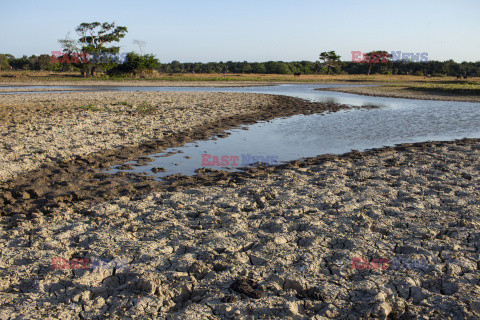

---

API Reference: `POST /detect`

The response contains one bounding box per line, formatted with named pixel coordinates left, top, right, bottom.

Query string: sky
left=1, top=0, right=479, bottom=63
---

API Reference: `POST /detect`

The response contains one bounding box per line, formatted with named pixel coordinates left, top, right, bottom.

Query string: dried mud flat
left=1, top=90, right=480, bottom=320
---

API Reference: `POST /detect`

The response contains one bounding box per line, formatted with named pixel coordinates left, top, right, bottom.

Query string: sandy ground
left=1, top=89, right=480, bottom=319
left=323, top=86, right=480, bottom=102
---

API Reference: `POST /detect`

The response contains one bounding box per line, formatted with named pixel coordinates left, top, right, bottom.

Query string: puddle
left=107, top=98, right=480, bottom=180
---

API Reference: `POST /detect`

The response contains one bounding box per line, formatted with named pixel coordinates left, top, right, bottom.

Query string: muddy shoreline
left=0, top=94, right=348, bottom=218
left=0, top=91, right=292, bottom=181
left=321, top=86, right=480, bottom=102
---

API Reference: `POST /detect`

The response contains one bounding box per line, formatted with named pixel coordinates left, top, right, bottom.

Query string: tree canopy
left=363, top=51, right=392, bottom=75
left=319, top=51, right=342, bottom=74
left=107, top=52, right=159, bottom=76
left=58, top=22, right=128, bottom=76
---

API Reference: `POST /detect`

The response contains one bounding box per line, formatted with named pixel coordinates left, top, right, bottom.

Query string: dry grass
left=2, top=70, right=480, bottom=84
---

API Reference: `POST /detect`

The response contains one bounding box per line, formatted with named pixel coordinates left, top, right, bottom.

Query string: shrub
left=107, top=52, right=159, bottom=76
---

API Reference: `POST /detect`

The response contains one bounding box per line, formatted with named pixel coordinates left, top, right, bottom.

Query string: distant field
left=1, top=70, right=480, bottom=84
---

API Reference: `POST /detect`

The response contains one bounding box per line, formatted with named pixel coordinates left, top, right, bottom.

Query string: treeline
left=1, top=53, right=480, bottom=77
left=158, top=60, right=480, bottom=77
left=0, top=54, right=77, bottom=71
left=0, top=53, right=159, bottom=74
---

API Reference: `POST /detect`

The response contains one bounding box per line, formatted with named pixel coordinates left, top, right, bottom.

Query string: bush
left=107, top=52, right=159, bottom=75
left=124, top=52, right=158, bottom=71
left=0, top=54, right=10, bottom=70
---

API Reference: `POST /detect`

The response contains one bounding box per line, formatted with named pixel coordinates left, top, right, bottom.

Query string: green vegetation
left=155, top=60, right=480, bottom=77
left=396, top=82, right=480, bottom=95
left=78, top=104, right=109, bottom=111
left=135, top=101, right=157, bottom=113
left=319, top=51, right=342, bottom=74
left=78, top=104, right=99, bottom=111
left=0, top=54, right=60, bottom=71
left=78, top=102, right=158, bottom=113
left=58, top=22, right=128, bottom=77
left=363, top=51, right=391, bottom=75
left=107, top=52, right=159, bottom=76
left=1, top=45, right=479, bottom=78
left=0, top=54, right=11, bottom=70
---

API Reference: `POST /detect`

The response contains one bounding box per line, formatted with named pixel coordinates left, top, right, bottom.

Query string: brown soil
left=322, top=86, right=480, bottom=102
left=0, top=95, right=347, bottom=219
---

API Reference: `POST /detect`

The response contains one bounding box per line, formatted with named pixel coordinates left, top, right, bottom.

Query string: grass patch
left=78, top=104, right=110, bottom=111
left=386, top=82, right=480, bottom=95
left=78, top=104, right=99, bottom=111
left=3, top=70, right=479, bottom=84
left=78, top=101, right=158, bottom=114
left=135, top=101, right=157, bottom=114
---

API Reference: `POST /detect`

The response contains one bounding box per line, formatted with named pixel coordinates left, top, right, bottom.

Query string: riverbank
left=0, top=91, right=348, bottom=183
left=3, top=78, right=480, bottom=103
left=0, top=80, right=278, bottom=89
left=323, top=85, right=480, bottom=102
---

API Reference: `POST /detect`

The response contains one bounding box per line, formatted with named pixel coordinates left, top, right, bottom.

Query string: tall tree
left=59, top=22, right=127, bottom=77
left=319, top=51, right=341, bottom=74
left=364, top=51, right=391, bottom=75
left=0, top=54, right=10, bottom=71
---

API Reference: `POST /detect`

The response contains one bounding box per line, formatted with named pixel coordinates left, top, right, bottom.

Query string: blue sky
left=1, top=0, right=479, bottom=63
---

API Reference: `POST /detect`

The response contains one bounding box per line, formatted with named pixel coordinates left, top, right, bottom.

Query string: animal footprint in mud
left=230, top=278, right=265, bottom=299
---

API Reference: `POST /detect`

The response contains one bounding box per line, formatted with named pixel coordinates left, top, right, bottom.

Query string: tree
left=252, top=63, right=266, bottom=74
left=363, top=51, right=391, bottom=75
left=38, top=54, right=54, bottom=70
left=0, top=54, right=11, bottom=71
left=106, top=52, right=159, bottom=76
left=59, top=22, right=127, bottom=77
left=319, top=51, right=341, bottom=74
left=264, top=61, right=291, bottom=74
left=170, top=60, right=183, bottom=73
left=124, top=52, right=158, bottom=72
left=57, top=32, right=85, bottom=71
left=9, top=55, right=30, bottom=70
